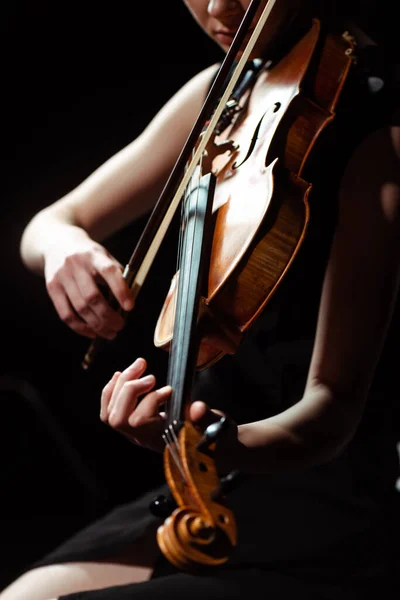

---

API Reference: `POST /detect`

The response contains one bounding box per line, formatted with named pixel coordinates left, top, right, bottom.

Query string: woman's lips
left=214, top=27, right=255, bottom=47
left=214, top=30, right=236, bottom=45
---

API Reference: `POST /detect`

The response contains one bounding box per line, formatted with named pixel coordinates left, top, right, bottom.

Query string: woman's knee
left=0, top=561, right=153, bottom=600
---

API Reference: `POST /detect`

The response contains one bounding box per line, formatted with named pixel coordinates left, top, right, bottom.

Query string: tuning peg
left=196, top=415, right=232, bottom=452
left=211, top=469, right=247, bottom=500
left=148, top=493, right=177, bottom=518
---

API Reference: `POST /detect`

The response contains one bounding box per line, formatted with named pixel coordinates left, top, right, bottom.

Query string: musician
left=2, top=1, right=400, bottom=598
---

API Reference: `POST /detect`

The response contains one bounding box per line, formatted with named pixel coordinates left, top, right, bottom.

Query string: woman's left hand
left=100, top=357, right=240, bottom=466
left=100, top=357, right=171, bottom=452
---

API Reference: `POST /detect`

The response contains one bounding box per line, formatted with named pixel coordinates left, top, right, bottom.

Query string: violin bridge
left=203, top=137, right=239, bottom=177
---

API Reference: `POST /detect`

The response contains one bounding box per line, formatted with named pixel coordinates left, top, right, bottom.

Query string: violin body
left=154, top=18, right=355, bottom=369
left=152, top=12, right=357, bottom=573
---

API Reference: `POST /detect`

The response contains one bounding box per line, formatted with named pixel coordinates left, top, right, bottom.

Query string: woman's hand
left=100, top=357, right=241, bottom=467
left=44, top=233, right=134, bottom=339
left=100, top=357, right=172, bottom=452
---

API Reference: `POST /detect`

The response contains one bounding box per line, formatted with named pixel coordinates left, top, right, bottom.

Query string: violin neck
left=165, top=172, right=216, bottom=428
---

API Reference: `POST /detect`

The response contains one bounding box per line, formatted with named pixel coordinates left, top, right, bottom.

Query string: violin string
left=169, top=422, right=180, bottom=450
left=172, top=153, right=192, bottom=425
left=162, top=433, right=187, bottom=482
left=168, top=179, right=187, bottom=427
left=162, top=150, right=203, bottom=485
left=168, top=421, right=185, bottom=479
left=161, top=152, right=196, bottom=482
left=178, top=148, right=203, bottom=426
left=171, top=146, right=197, bottom=426
left=165, top=157, right=188, bottom=425
left=165, top=60, right=244, bottom=427
left=161, top=163, right=199, bottom=484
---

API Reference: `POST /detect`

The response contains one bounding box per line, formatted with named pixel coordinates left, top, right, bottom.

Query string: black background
left=2, top=1, right=400, bottom=592
left=0, top=1, right=223, bottom=587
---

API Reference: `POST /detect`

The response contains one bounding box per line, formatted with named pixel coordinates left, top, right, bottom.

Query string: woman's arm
left=235, top=125, right=400, bottom=472
left=19, top=64, right=218, bottom=339
left=20, top=63, right=218, bottom=272
left=100, top=123, right=400, bottom=473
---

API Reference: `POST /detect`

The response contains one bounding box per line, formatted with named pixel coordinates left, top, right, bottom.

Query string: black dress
left=29, top=11, right=400, bottom=600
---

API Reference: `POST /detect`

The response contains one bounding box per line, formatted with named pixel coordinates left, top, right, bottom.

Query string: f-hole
left=232, top=102, right=281, bottom=170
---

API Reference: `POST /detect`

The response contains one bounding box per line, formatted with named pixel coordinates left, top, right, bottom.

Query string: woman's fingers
left=91, top=252, right=134, bottom=312
left=107, top=375, right=157, bottom=428
left=71, top=251, right=134, bottom=338
left=127, top=386, right=172, bottom=428
left=100, top=371, right=121, bottom=421
left=101, top=368, right=236, bottom=459
left=61, top=271, right=117, bottom=338
left=72, top=264, right=126, bottom=338
left=189, top=401, right=226, bottom=428
left=47, top=277, right=97, bottom=338
left=125, top=386, right=172, bottom=452
left=99, top=357, right=172, bottom=453
left=189, top=401, right=239, bottom=466
left=45, top=244, right=134, bottom=338
left=102, top=373, right=238, bottom=458
left=107, top=358, right=148, bottom=415
left=47, top=268, right=120, bottom=339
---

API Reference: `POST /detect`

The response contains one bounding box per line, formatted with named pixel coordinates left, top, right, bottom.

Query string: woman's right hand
left=43, top=232, right=134, bottom=339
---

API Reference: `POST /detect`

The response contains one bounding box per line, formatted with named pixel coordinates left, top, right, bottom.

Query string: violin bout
left=154, top=18, right=355, bottom=370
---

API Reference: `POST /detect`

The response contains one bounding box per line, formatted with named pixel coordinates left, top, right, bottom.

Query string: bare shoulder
left=141, top=63, right=220, bottom=145
left=43, top=63, right=221, bottom=239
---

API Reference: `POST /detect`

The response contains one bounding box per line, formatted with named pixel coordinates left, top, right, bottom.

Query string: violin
left=82, top=0, right=356, bottom=572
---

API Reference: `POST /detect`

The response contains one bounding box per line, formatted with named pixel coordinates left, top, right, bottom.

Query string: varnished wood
left=156, top=15, right=355, bottom=571
left=157, top=422, right=236, bottom=570
left=154, top=19, right=354, bottom=369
